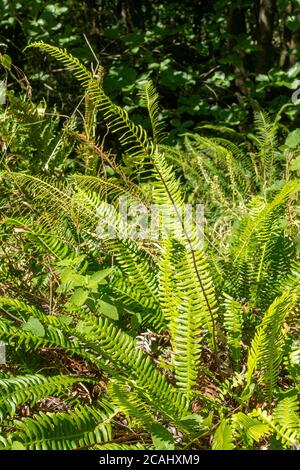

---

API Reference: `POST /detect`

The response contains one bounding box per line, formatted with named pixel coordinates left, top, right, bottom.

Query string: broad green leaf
left=87, top=269, right=112, bottom=291
left=151, top=423, right=175, bottom=450
left=90, top=268, right=112, bottom=283
left=180, top=414, right=205, bottom=431
left=11, top=441, right=26, bottom=450
left=285, top=129, right=300, bottom=149
left=0, top=54, right=11, bottom=70
left=212, top=419, right=235, bottom=450
left=98, top=299, right=119, bottom=320
left=70, top=288, right=89, bottom=307
left=290, top=155, right=300, bottom=171
left=58, top=315, right=73, bottom=325
left=75, top=320, right=94, bottom=335
left=60, top=268, right=85, bottom=288
left=240, top=383, right=255, bottom=402
left=202, top=412, right=214, bottom=429
left=23, top=317, right=45, bottom=337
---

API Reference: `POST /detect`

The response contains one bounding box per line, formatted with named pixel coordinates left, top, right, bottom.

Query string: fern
left=0, top=374, right=90, bottom=421
left=222, top=294, right=243, bottom=369
left=0, top=405, right=114, bottom=450
left=252, top=404, right=300, bottom=448
left=253, top=110, right=278, bottom=188
left=25, top=42, right=153, bottom=161
left=232, top=412, right=269, bottom=447
left=107, top=380, right=156, bottom=430
left=139, top=80, right=166, bottom=144
left=212, top=419, right=235, bottom=450
left=272, top=391, right=300, bottom=434
left=1, top=45, right=299, bottom=451
left=246, top=289, right=300, bottom=402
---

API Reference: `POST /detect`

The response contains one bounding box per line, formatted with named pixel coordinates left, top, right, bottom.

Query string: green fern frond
left=71, top=312, right=189, bottom=422
left=176, top=247, right=219, bottom=350
left=246, top=290, right=299, bottom=402
left=109, top=238, right=159, bottom=303
left=252, top=405, right=300, bottom=448
left=0, top=374, right=89, bottom=421
left=184, top=134, right=248, bottom=203
left=71, top=174, right=146, bottom=206
left=0, top=300, right=103, bottom=368
left=93, top=443, right=150, bottom=450
left=1, top=405, right=114, bottom=450
left=253, top=110, right=278, bottom=186
left=158, top=239, right=181, bottom=323
left=25, top=42, right=153, bottom=161
left=0, top=172, right=75, bottom=231
left=273, top=392, right=300, bottom=433
left=24, top=42, right=95, bottom=89
left=212, top=419, right=235, bottom=450
left=225, top=180, right=300, bottom=305
left=223, top=294, right=243, bottom=369
left=107, top=380, right=156, bottom=430
left=232, top=180, right=300, bottom=263
left=110, top=276, right=165, bottom=330
left=232, top=412, right=269, bottom=447
left=158, top=238, right=219, bottom=393
left=184, top=136, right=230, bottom=209
left=139, top=80, right=166, bottom=144
left=151, top=151, right=183, bottom=207
left=4, top=218, right=79, bottom=262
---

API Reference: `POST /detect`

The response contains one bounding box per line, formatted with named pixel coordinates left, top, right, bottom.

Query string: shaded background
left=1, top=0, right=300, bottom=139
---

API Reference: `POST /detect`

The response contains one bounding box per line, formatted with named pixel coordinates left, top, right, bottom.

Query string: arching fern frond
left=252, top=401, right=300, bottom=449
left=25, top=42, right=153, bottom=161
left=0, top=374, right=90, bottom=421
left=70, top=312, right=189, bottom=422
left=246, top=289, right=300, bottom=402
left=1, top=405, right=114, bottom=450
left=24, top=42, right=95, bottom=89
left=232, top=412, right=269, bottom=447
left=139, top=80, right=166, bottom=144
left=107, top=380, right=156, bottom=430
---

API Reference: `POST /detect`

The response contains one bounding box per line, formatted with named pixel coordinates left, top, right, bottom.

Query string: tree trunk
left=256, top=0, right=276, bottom=73
left=228, top=6, right=248, bottom=99
left=279, top=2, right=300, bottom=68
left=117, top=0, right=152, bottom=30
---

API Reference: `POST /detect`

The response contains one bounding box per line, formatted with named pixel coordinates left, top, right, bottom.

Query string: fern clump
left=0, top=43, right=299, bottom=450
